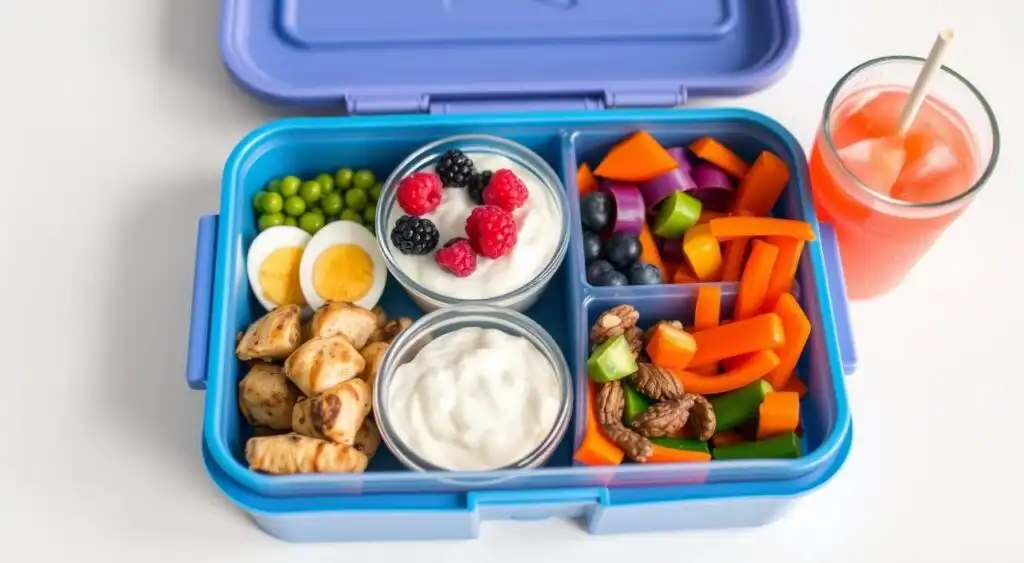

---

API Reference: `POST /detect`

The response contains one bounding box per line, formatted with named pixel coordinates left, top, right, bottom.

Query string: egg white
left=299, top=220, right=387, bottom=310
left=246, top=226, right=312, bottom=313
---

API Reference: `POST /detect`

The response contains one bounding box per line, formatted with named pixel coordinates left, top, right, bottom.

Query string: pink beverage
left=809, top=57, right=999, bottom=299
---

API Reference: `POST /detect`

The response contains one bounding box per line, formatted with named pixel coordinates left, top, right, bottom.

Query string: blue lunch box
left=186, top=0, right=859, bottom=541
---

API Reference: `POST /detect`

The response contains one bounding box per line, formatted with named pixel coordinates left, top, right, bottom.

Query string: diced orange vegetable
left=694, top=285, right=722, bottom=331
left=671, top=350, right=780, bottom=395
left=757, top=391, right=800, bottom=439
left=682, top=224, right=723, bottom=282
left=638, top=222, right=667, bottom=279
left=577, top=162, right=599, bottom=196
left=734, top=240, right=779, bottom=320
left=672, top=263, right=699, bottom=284
left=731, top=151, right=791, bottom=216
left=708, top=217, right=816, bottom=241
left=764, top=294, right=811, bottom=391
left=594, top=131, right=679, bottom=183
left=646, top=323, right=697, bottom=370
left=688, top=313, right=785, bottom=367
left=690, top=137, right=750, bottom=179
left=574, top=382, right=625, bottom=466
left=646, top=444, right=712, bottom=463
left=711, top=430, right=745, bottom=448
left=780, top=376, right=807, bottom=397
left=763, top=237, right=805, bottom=312
left=697, top=209, right=729, bottom=225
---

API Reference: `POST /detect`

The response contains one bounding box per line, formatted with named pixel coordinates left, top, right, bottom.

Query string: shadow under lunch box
left=185, top=0, right=858, bottom=542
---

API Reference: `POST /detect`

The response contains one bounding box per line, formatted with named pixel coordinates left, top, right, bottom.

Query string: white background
left=1, top=1, right=1022, bottom=561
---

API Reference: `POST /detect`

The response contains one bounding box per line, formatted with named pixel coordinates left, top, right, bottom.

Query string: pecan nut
left=631, top=396, right=696, bottom=437
left=684, top=393, right=717, bottom=441
left=590, top=305, right=640, bottom=345
left=595, top=381, right=625, bottom=428
left=624, top=327, right=644, bottom=357
left=602, top=422, right=653, bottom=463
left=633, top=363, right=685, bottom=401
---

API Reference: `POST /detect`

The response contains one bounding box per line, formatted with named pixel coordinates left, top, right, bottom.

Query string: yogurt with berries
left=385, top=151, right=563, bottom=303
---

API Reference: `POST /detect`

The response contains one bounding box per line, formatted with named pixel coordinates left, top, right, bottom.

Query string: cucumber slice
left=587, top=334, right=638, bottom=383
left=622, top=380, right=651, bottom=425
left=652, top=191, right=702, bottom=238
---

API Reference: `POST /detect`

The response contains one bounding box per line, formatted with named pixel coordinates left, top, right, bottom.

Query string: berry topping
left=466, top=171, right=493, bottom=205
left=482, top=169, right=529, bottom=212
left=390, top=216, right=440, bottom=256
left=465, top=205, right=518, bottom=259
left=434, top=237, right=478, bottom=277
left=396, top=171, right=443, bottom=216
left=436, top=149, right=476, bottom=187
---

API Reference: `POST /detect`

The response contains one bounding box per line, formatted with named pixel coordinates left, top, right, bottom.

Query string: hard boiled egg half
left=246, top=226, right=312, bottom=313
left=299, top=220, right=386, bottom=310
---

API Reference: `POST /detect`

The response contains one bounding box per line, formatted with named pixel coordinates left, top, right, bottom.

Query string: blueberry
left=582, top=232, right=603, bottom=264
left=628, top=262, right=663, bottom=285
left=592, top=270, right=629, bottom=287
left=586, top=260, right=615, bottom=285
left=602, top=232, right=642, bottom=269
left=580, top=192, right=612, bottom=233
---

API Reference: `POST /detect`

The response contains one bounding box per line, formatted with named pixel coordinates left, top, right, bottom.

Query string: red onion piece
left=638, top=168, right=697, bottom=212
left=689, top=162, right=735, bottom=212
left=601, top=183, right=646, bottom=236
left=666, top=146, right=696, bottom=175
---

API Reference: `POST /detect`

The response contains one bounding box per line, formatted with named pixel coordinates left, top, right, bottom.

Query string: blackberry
left=436, top=149, right=475, bottom=187
left=390, top=216, right=440, bottom=255
left=466, top=171, right=493, bottom=205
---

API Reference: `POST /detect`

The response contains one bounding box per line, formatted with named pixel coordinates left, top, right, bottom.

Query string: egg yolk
left=258, top=247, right=306, bottom=306
left=313, top=244, right=374, bottom=302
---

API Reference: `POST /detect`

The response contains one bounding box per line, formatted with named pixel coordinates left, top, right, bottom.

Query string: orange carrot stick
left=763, top=236, right=805, bottom=312
left=594, top=131, right=679, bottom=183
left=638, top=222, right=667, bottom=279
left=757, top=391, right=801, bottom=439
left=577, top=162, right=599, bottom=196
left=734, top=240, right=779, bottom=321
left=731, top=151, right=791, bottom=216
left=574, top=382, right=625, bottom=466
left=720, top=239, right=749, bottom=282
left=764, top=294, right=811, bottom=390
left=646, top=323, right=697, bottom=370
left=708, top=217, right=816, bottom=242
left=694, top=285, right=722, bottom=331
left=689, top=313, right=785, bottom=367
left=646, top=444, right=712, bottom=463
left=711, top=430, right=745, bottom=448
left=671, top=350, right=780, bottom=395
left=690, top=137, right=750, bottom=179
left=780, top=376, right=807, bottom=397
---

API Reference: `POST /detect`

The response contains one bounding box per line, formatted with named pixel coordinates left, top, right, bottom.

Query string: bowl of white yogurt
left=375, top=135, right=570, bottom=312
left=372, top=304, right=573, bottom=473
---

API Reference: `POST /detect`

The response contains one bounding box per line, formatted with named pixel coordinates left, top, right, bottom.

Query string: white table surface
left=1, top=1, right=1021, bottom=560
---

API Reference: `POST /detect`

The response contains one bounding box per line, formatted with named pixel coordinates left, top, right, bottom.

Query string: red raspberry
left=482, top=169, right=529, bottom=212
left=434, top=238, right=477, bottom=277
left=465, top=205, right=517, bottom=259
left=396, top=171, right=442, bottom=216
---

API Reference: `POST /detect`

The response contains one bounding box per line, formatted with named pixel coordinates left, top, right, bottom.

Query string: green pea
left=267, top=180, right=282, bottom=194
left=284, top=195, right=306, bottom=217
left=280, top=176, right=301, bottom=197
left=253, top=191, right=268, bottom=212
left=345, top=188, right=368, bottom=211
left=258, top=213, right=285, bottom=231
left=261, top=192, right=284, bottom=214
left=369, top=182, right=383, bottom=201
left=335, top=168, right=354, bottom=190
left=363, top=204, right=377, bottom=224
left=299, top=212, right=325, bottom=234
left=299, top=181, right=322, bottom=203
left=321, top=192, right=343, bottom=215
left=353, top=169, right=375, bottom=191
left=340, top=209, right=362, bottom=224
left=316, top=173, right=335, bottom=193
left=284, top=216, right=298, bottom=227
left=309, top=203, right=324, bottom=216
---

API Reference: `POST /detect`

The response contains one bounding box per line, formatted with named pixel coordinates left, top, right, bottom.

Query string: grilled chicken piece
left=368, top=317, right=413, bottom=345
left=284, top=335, right=365, bottom=397
left=238, top=363, right=302, bottom=430
left=309, top=301, right=378, bottom=349
left=291, top=378, right=371, bottom=445
left=358, top=341, right=389, bottom=391
left=354, top=420, right=381, bottom=459
left=235, top=305, right=302, bottom=362
left=245, top=433, right=368, bottom=474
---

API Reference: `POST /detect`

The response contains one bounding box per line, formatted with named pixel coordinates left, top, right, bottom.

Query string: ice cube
left=836, top=136, right=906, bottom=197
left=890, top=135, right=963, bottom=202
